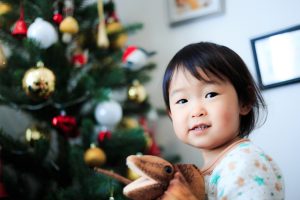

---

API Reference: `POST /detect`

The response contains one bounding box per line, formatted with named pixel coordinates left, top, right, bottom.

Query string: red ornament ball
left=52, top=114, right=79, bottom=137
left=53, top=13, right=63, bottom=24
left=72, top=52, right=88, bottom=67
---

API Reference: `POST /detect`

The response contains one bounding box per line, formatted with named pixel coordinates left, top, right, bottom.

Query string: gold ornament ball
left=59, top=16, right=79, bottom=34
left=128, top=80, right=147, bottom=103
left=122, top=117, right=139, bottom=129
left=84, top=146, right=106, bottom=167
left=25, top=125, right=49, bottom=145
left=0, top=2, right=11, bottom=15
left=22, top=62, right=55, bottom=99
left=127, top=168, right=140, bottom=181
left=106, top=22, right=128, bottom=49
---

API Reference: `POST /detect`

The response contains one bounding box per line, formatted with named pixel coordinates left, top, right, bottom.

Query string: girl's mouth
left=190, top=124, right=211, bottom=131
left=194, top=125, right=209, bottom=130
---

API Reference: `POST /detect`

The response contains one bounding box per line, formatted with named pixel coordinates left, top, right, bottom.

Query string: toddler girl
left=162, top=42, right=284, bottom=199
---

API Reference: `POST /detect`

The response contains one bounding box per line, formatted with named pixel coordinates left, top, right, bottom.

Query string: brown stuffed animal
left=94, top=155, right=205, bottom=200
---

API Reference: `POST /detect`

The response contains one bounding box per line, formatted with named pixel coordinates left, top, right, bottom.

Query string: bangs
left=173, top=58, right=226, bottom=84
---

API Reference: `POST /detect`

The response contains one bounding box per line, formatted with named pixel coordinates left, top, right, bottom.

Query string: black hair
left=162, top=42, right=266, bottom=137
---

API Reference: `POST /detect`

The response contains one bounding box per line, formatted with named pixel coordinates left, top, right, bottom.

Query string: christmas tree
left=0, top=0, right=162, bottom=199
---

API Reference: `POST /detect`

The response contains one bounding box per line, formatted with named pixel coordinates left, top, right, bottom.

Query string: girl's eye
left=205, top=92, right=218, bottom=98
left=176, top=99, right=188, bottom=104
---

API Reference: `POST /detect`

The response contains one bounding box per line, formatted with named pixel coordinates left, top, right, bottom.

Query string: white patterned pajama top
left=201, top=139, right=284, bottom=200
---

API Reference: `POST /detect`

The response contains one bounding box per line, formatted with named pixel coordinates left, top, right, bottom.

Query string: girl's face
left=168, top=68, right=250, bottom=150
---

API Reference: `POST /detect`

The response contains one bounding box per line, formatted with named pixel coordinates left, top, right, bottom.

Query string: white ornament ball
left=94, top=100, right=123, bottom=128
left=27, top=18, right=58, bottom=49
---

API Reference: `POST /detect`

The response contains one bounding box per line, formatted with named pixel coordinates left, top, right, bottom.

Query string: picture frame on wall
left=167, top=0, right=223, bottom=25
left=251, top=24, right=300, bottom=90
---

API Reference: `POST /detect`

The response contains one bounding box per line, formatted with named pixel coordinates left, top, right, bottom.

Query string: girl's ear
left=240, top=104, right=252, bottom=115
left=168, top=110, right=173, bottom=120
left=240, top=86, right=255, bottom=115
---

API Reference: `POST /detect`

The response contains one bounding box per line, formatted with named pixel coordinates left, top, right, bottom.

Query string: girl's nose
left=191, top=105, right=206, bottom=118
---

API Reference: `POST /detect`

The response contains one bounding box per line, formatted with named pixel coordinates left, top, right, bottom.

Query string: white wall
left=115, top=0, right=300, bottom=199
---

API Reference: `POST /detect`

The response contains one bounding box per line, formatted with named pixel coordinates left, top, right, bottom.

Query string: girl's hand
left=160, top=172, right=199, bottom=200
